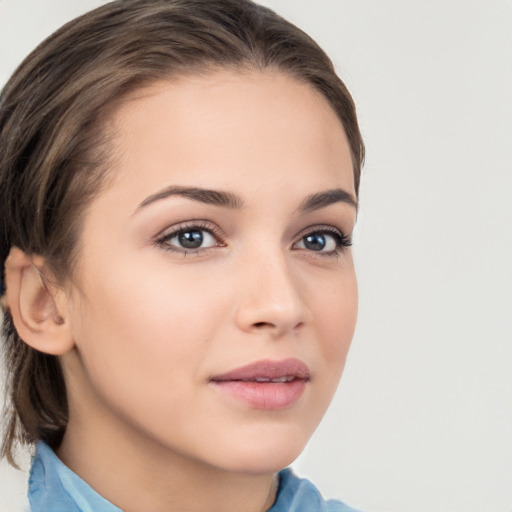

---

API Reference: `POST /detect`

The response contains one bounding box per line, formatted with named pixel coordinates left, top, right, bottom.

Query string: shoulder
left=269, top=468, right=362, bottom=512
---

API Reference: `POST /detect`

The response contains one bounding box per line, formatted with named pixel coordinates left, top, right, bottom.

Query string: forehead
left=103, top=69, right=354, bottom=203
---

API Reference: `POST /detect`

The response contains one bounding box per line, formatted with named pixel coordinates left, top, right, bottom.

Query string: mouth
left=209, top=358, right=310, bottom=410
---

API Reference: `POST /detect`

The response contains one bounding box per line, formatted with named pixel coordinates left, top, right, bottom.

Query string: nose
left=234, top=249, right=307, bottom=337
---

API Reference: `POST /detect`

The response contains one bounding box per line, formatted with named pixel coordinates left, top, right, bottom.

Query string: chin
left=204, top=425, right=312, bottom=475
left=222, top=448, right=303, bottom=475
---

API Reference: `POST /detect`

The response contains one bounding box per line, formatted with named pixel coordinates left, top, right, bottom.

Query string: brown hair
left=0, top=0, right=364, bottom=465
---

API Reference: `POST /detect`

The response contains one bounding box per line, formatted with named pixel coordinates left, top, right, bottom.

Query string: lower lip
left=209, top=379, right=307, bottom=410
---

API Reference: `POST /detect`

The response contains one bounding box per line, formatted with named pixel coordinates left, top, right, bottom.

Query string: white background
left=1, top=1, right=511, bottom=511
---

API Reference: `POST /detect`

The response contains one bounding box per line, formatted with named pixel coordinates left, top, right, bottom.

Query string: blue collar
left=29, top=441, right=358, bottom=512
left=29, top=442, right=122, bottom=512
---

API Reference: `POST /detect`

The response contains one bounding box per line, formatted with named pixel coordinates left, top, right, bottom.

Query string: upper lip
left=210, top=358, right=310, bottom=382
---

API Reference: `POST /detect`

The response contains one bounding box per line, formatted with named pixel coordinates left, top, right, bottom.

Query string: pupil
left=304, top=233, right=326, bottom=251
left=179, top=230, right=203, bottom=249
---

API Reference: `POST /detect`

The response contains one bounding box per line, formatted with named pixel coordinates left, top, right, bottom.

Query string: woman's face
left=61, top=70, right=358, bottom=474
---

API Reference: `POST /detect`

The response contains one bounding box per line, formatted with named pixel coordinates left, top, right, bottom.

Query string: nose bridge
left=235, top=242, right=306, bottom=335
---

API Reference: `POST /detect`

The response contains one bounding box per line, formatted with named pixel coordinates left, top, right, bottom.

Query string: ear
left=3, top=247, right=74, bottom=355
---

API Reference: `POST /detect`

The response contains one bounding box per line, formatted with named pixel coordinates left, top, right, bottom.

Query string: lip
left=209, top=358, right=310, bottom=410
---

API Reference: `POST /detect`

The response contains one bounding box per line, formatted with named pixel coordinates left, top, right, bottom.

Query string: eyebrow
left=297, top=188, right=358, bottom=213
left=135, top=185, right=357, bottom=213
left=136, top=185, right=244, bottom=212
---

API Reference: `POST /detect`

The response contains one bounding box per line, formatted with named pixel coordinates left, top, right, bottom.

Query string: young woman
left=0, top=1, right=364, bottom=510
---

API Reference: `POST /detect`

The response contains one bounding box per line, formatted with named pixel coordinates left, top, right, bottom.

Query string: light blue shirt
left=29, top=442, right=361, bottom=512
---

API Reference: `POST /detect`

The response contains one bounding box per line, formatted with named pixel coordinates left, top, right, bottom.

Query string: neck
left=57, top=413, right=278, bottom=512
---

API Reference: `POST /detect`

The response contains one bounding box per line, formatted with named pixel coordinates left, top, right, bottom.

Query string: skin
left=7, top=70, right=358, bottom=512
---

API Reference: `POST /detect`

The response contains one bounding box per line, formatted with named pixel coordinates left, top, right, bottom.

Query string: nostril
left=252, top=321, right=304, bottom=331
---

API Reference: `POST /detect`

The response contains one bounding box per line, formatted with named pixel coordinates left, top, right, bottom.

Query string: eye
left=293, top=228, right=352, bottom=255
left=155, top=223, right=223, bottom=254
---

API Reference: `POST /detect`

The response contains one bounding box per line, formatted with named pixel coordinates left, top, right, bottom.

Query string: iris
left=179, top=230, right=204, bottom=249
left=303, top=234, right=326, bottom=251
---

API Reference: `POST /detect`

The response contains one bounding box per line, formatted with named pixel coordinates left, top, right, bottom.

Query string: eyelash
left=155, top=221, right=224, bottom=255
left=154, top=221, right=352, bottom=257
left=295, top=225, right=352, bottom=257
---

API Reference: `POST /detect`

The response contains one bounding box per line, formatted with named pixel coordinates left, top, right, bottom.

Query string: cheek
left=87, top=254, right=227, bottom=335
left=69, top=260, right=230, bottom=400
left=309, top=265, right=358, bottom=363
left=66, top=277, right=226, bottom=453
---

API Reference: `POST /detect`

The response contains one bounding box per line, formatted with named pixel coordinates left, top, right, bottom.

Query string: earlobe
left=3, top=247, right=74, bottom=355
